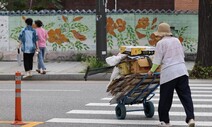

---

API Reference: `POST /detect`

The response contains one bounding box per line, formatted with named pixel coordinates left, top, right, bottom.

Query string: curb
left=0, top=73, right=211, bottom=83
left=0, top=73, right=111, bottom=81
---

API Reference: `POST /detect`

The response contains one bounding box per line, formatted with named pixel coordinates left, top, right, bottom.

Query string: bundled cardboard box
left=107, top=74, right=160, bottom=104
left=106, top=46, right=160, bottom=104
left=118, top=56, right=160, bottom=75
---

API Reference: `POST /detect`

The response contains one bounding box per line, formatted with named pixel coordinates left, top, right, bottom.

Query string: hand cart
left=114, top=72, right=160, bottom=119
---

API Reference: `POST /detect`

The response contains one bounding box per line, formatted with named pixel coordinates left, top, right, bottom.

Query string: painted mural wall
left=0, top=12, right=198, bottom=60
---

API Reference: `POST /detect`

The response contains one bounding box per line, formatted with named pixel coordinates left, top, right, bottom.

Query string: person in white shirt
left=148, top=22, right=195, bottom=127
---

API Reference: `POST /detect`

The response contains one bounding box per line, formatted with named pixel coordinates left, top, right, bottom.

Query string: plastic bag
left=106, top=53, right=127, bottom=66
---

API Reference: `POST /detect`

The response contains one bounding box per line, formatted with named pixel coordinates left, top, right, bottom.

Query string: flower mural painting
left=115, top=18, right=126, bottom=32
left=9, top=15, right=197, bottom=53
left=106, top=17, right=137, bottom=48
left=71, top=30, right=86, bottom=41
left=178, top=36, right=184, bottom=43
left=107, top=17, right=135, bottom=49
left=58, top=15, right=90, bottom=51
left=106, top=17, right=127, bottom=36
left=136, top=17, right=150, bottom=29
left=148, top=33, right=159, bottom=46
left=73, top=16, right=83, bottom=22
left=135, top=17, right=158, bottom=45
left=62, top=15, right=68, bottom=22
left=22, top=16, right=26, bottom=21
left=106, top=17, right=116, bottom=36
left=48, top=28, right=69, bottom=45
left=136, top=31, right=146, bottom=39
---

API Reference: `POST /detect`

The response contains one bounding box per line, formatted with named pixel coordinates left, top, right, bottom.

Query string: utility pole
left=96, top=0, right=107, bottom=61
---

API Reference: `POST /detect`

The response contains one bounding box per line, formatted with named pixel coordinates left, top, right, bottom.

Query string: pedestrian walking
left=34, top=20, right=47, bottom=74
left=147, top=22, right=195, bottom=127
left=18, top=18, right=38, bottom=78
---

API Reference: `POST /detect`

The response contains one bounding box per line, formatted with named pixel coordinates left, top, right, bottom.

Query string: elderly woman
left=148, top=23, right=195, bottom=127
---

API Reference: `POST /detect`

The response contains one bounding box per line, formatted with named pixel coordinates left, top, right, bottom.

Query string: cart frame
left=115, top=72, right=160, bottom=119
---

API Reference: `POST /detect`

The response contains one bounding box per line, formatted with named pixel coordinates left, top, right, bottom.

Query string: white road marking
left=189, top=84, right=212, bottom=86
left=102, top=94, right=212, bottom=99
left=101, top=97, right=212, bottom=102
left=86, top=103, right=212, bottom=108
left=0, top=89, right=80, bottom=92
left=67, top=110, right=212, bottom=116
left=190, top=87, right=212, bottom=90
left=46, top=118, right=212, bottom=126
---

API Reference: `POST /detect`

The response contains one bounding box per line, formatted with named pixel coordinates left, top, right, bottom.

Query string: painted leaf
left=136, top=31, right=146, bottom=39
left=152, top=17, right=157, bottom=25
left=62, top=15, right=68, bottom=22
left=151, top=25, right=157, bottom=30
left=22, top=16, right=26, bottom=21
left=71, top=30, right=87, bottom=41
left=73, top=16, right=83, bottom=22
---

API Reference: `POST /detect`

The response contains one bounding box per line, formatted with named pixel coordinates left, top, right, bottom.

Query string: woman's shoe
left=29, top=70, right=32, bottom=77
left=158, top=121, right=172, bottom=127
left=188, top=119, right=195, bottom=127
left=39, top=69, right=46, bottom=74
left=36, top=69, right=40, bottom=73
left=23, top=71, right=30, bottom=79
left=41, top=70, right=46, bottom=74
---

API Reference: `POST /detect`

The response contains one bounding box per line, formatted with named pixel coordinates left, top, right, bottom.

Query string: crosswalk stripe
left=153, top=91, right=212, bottom=94
left=189, top=84, right=212, bottom=86
left=86, top=103, right=212, bottom=108
left=186, top=87, right=212, bottom=90
left=46, top=118, right=212, bottom=126
left=152, top=94, right=212, bottom=97
left=102, top=94, right=212, bottom=99
left=101, top=97, right=212, bottom=102
left=67, top=110, right=212, bottom=116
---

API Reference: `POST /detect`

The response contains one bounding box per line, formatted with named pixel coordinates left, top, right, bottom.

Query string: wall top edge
left=0, top=9, right=198, bottom=16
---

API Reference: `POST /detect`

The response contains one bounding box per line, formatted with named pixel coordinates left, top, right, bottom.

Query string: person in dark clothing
left=18, top=18, right=38, bottom=78
left=148, top=22, right=195, bottom=127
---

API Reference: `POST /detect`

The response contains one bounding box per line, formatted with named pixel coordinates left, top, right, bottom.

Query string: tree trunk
left=196, top=0, right=212, bottom=66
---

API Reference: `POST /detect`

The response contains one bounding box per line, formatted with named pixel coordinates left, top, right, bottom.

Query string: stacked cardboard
left=106, top=46, right=160, bottom=104
left=118, top=57, right=160, bottom=75
left=106, top=74, right=160, bottom=104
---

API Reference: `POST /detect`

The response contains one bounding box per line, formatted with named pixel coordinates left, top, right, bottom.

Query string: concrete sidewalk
left=0, top=60, right=115, bottom=80
left=0, top=60, right=201, bottom=81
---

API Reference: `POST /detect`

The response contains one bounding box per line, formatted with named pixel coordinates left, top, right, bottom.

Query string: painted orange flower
left=178, top=36, right=184, bottom=43
left=136, top=17, right=150, bottom=29
left=48, top=29, right=69, bottom=45
left=71, top=30, right=86, bottom=41
left=115, top=18, right=126, bottom=32
left=106, top=17, right=116, bottom=36
left=148, top=33, right=161, bottom=46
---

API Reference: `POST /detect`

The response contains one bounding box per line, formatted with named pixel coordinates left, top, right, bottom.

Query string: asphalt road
left=0, top=81, right=212, bottom=127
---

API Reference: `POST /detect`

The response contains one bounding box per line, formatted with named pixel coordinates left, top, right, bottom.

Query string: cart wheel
left=144, top=101, right=154, bottom=118
left=115, top=104, right=126, bottom=119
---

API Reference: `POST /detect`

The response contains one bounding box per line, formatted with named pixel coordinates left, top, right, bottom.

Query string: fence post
left=12, top=71, right=25, bottom=125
